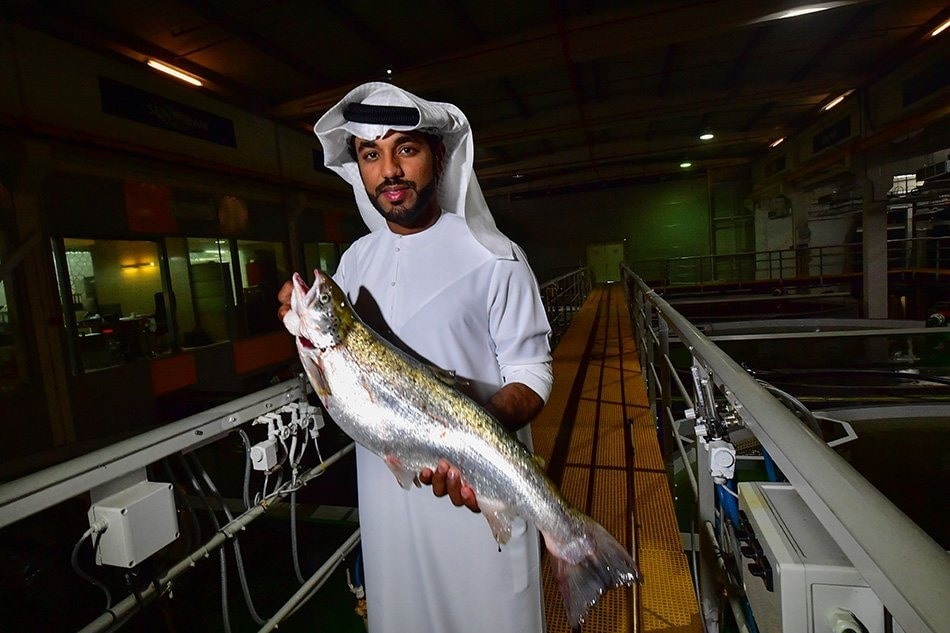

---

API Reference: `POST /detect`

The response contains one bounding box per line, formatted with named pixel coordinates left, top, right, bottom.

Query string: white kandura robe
left=333, top=212, right=553, bottom=633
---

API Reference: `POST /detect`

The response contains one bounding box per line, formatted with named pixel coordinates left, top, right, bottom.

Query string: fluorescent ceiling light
left=821, top=90, right=853, bottom=111
left=769, top=137, right=785, bottom=148
left=748, top=2, right=855, bottom=24
left=679, top=161, right=692, bottom=169
left=932, top=18, right=950, bottom=37
left=147, top=59, right=202, bottom=87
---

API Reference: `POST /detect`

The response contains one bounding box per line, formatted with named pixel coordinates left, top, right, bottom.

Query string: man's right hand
left=277, top=280, right=293, bottom=322
left=278, top=280, right=301, bottom=336
left=419, top=459, right=480, bottom=513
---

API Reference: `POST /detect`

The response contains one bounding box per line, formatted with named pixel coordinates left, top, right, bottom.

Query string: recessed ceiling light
left=699, top=130, right=715, bottom=141
left=680, top=161, right=692, bottom=169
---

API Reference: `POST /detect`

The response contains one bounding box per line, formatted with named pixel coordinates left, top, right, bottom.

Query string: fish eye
left=318, top=292, right=331, bottom=304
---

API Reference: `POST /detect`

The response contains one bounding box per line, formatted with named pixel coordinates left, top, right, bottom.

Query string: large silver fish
left=284, top=269, right=641, bottom=628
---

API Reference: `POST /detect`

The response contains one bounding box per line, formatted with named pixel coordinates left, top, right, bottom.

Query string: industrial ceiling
left=4, top=0, right=949, bottom=197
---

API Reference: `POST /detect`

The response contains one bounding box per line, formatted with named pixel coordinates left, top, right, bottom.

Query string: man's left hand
left=419, top=459, right=480, bottom=513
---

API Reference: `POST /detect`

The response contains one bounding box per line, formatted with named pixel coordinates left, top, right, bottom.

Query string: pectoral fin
left=384, top=455, right=419, bottom=490
left=301, top=353, right=331, bottom=398
left=479, top=498, right=516, bottom=545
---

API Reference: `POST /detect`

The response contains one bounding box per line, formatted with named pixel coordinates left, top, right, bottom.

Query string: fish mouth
left=290, top=270, right=329, bottom=350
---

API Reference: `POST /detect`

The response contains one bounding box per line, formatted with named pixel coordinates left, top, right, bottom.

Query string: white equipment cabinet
left=736, top=482, right=906, bottom=633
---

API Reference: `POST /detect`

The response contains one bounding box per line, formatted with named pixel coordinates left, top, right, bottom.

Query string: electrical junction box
left=88, top=480, right=179, bottom=568
left=736, top=482, right=906, bottom=633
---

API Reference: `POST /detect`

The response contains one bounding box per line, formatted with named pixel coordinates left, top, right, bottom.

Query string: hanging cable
left=161, top=459, right=198, bottom=554
left=756, top=379, right=822, bottom=436
left=290, top=487, right=307, bottom=585
left=177, top=454, right=231, bottom=633
left=71, top=522, right=113, bottom=610
left=236, top=430, right=254, bottom=510
left=189, top=453, right=267, bottom=626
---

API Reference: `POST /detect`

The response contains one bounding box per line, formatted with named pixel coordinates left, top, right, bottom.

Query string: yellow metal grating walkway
left=532, top=284, right=700, bottom=632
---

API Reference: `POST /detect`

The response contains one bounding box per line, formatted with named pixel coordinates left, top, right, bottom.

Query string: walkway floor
left=532, top=283, right=700, bottom=632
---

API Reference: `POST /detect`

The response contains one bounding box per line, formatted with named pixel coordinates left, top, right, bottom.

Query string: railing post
left=658, top=316, right=672, bottom=458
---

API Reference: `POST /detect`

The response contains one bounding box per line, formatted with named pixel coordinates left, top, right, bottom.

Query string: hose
left=71, top=524, right=113, bottom=610
left=756, top=379, right=822, bottom=436
left=291, top=488, right=307, bottom=585
left=78, top=442, right=357, bottom=633
left=237, top=430, right=253, bottom=510
left=177, top=455, right=231, bottom=633
left=189, top=453, right=266, bottom=625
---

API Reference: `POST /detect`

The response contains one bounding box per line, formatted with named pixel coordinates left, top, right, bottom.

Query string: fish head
left=287, top=269, right=353, bottom=352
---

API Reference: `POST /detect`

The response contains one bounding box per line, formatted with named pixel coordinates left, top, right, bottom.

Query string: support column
left=788, top=186, right=811, bottom=279
left=5, top=139, right=77, bottom=445
left=861, top=178, right=888, bottom=318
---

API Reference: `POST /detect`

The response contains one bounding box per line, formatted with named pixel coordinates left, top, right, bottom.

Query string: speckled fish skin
left=286, top=269, right=642, bottom=628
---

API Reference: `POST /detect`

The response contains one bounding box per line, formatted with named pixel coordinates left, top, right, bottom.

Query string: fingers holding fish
left=277, top=280, right=299, bottom=334
left=420, top=459, right=481, bottom=513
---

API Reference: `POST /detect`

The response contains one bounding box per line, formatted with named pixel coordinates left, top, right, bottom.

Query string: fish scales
left=287, top=269, right=642, bottom=628
left=319, top=320, right=568, bottom=538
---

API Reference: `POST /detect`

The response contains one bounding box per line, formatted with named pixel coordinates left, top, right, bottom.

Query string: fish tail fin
left=550, top=518, right=642, bottom=628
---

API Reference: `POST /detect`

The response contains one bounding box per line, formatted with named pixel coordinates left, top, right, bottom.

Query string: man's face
left=354, top=131, right=441, bottom=232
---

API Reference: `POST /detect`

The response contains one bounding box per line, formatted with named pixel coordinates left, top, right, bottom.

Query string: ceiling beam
left=172, top=0, right=333, bottom=85
left=473, top=81, right=833, bottom=151
left=476, top=131, right=769, bottom=179
left=483, top=157, right=751, bottom=197
left=723, top=25, right=773, bottom=94
left=791, top=3, right=878, bottom=82
left=4, top=0, right=271, bottom=111
left=270, top=0, right=821, bottom=119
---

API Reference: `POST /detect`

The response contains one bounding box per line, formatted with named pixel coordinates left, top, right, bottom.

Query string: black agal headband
left=342, top=103, right=420, bottom=127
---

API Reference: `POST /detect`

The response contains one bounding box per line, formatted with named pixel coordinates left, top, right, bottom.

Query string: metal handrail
left=631, top=236, right=949, bottom=286
left=539, top=266, right=592, bottom=347
left=621, top=264, right=950, bottom=633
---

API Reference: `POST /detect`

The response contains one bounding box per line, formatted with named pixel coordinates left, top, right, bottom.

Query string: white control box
left=88, top=480, right=179, bottom=568
left=736, top=482, right=906, bottom=633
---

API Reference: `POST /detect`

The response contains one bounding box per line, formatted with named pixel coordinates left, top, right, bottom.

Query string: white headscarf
left=313, top=82, right=514, bottom=260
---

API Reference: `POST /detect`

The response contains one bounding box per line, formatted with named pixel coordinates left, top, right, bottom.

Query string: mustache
left=375, top=178, right=417, bottom=196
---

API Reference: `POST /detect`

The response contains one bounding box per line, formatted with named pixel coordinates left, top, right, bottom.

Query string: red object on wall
left=125, top=181, right=177, bottom=233
left=233, top=331, right=295, bottom=375
left=246, top=261, right=263, bottom=286
left=150, top=353, right=197, bottom=396
left=324, top=210, right=344, bottom=242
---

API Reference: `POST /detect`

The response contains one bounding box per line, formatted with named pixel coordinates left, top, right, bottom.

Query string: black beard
left=369, top=178, right=439, bottom=229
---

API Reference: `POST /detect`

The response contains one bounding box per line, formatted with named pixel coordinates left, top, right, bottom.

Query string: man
left=279, top=83, right=552, bottom=633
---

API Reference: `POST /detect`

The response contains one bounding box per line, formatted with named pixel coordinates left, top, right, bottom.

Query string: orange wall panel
left=150, top=353, right=198, bottom=396
left=233, top=331, right=296, bottom=375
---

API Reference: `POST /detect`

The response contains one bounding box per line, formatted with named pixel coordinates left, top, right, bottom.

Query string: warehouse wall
left=0, top=20, right=341, bottom=194
left=490, top=177, right=711, bottom=283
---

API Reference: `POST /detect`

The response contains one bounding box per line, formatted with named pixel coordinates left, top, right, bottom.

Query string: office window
left=166, top=237, right=236, bottom=347
left=303, top=242, right=341, bottom=279
left=63, top=238, right=164, bottom=371
left=236, top=240, right=287, bottom=335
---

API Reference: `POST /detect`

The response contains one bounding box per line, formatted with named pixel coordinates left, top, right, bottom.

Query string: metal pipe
left=258, top=527, right=362, bottom=632
left=669, top=412, right=698, bottom=497
left=664, top=354, right=694, bottom=411
left=78, top=443, right=356, bottom=633
left=0, top=378, right=309, bottom=528
left=702, top=521, right=753, bottom=633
